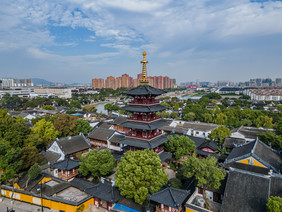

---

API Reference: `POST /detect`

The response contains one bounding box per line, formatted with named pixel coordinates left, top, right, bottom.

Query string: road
left=0, top=198, right=51, bottom=212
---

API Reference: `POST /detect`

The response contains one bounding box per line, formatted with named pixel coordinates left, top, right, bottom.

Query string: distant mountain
left=32, top=78, right=56, bottom=86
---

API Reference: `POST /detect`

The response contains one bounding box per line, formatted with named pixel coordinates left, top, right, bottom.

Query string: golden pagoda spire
left=140, top=51, right=149, bottom=85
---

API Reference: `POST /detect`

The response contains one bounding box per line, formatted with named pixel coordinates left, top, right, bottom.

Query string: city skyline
left=1, top=1, right=282, bottom=84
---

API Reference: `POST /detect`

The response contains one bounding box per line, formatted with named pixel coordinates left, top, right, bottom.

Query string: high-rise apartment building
left=92, top=78, right=104, bottom=89
left=92, top=74, right=176, bottom=90
left=105, top=76, right=115, bottom=89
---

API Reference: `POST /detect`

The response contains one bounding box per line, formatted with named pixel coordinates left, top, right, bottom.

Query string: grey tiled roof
left=158, top=151, right=172, bottom=162
left=42, top=151, right=60, bottom=164
left=55, top=133, right=91, bottom=155
left=225, top=139, right=282, bottom=173
left=182, top=122, right=219, bottom=132
left=112, top=116, right=127, bottom=125
left=118, top=134, right=169, bottom=149
left=221, top=167, right=282, bottom=212
left=197, top=140, right=218, bottom=151
left=223, top=137, right=247, bottom=149
left=84, top=181, right=122, bottom=203
left=120, top=104, right=167, bottom=113
left=51, top=158, right=80, bottom=171
left=119, top=119, right=168, bottom=130
left=99, top=122, right=113, bottom=129
left=148, top=186, right=190, bottom=208
left=231, top=126, right=273, bottom=139
left=70, top=178, right=95, bottom=191
left=123, top=85, right=166, bottom=96
left=88, top=127, right=115, bottom=141
left=109, top=134, right=125, bottom=143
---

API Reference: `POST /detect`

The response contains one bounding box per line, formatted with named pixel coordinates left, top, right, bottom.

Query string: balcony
left=126, top=132, right=163, bottom=140
left=58, top=170, right=79, bottom=180
left=127, top=116, right=161, bottom=122
left=129, top=99, right=159, bottom=105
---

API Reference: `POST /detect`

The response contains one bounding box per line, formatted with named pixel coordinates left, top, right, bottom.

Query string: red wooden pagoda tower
left=118, top=52, right=169, bottom=153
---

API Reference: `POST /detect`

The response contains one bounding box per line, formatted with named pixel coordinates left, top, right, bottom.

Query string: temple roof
left=118, top=134, right=169, bottom=149
left=119, top=119, right=168, bottom=130
left=84, top=180, right=122, bottom=203
left=225, top=139, right=282, bottom=173
left=123, top=85, right=166, bottom=96
left=51, top=158, right=80, bottom=171
left=120, top=104, right=167, bottom=113
left=148, top=186, right=190, bottom=209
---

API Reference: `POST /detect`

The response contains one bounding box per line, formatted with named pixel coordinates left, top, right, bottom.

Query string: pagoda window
left=132, top=130, right=136, bottom=135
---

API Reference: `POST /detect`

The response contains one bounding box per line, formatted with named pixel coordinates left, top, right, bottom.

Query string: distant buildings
left=239, top=78, right=282, bottom=87
left=0, top=78, right=33, bottom=88
left=92, top=74, right=176, bottom=89
left=245, top=88, right=282, bottom=101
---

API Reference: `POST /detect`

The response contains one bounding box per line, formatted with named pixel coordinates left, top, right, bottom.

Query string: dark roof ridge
left=255, top=138, right=281, bottom=154
left=230, top=167, right=271, bottom=179
left=168, top=187, right=179, bottom=208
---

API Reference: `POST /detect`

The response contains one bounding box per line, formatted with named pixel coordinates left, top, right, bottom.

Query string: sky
left=0, top=0, right=282, bottom=84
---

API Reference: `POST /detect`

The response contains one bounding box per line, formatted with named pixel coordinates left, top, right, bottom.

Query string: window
left=1, top=190, right=6, bottom=195
left=33, top=197, right=41, bottom=205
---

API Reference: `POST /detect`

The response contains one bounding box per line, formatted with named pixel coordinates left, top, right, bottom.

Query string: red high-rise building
left=92, top=78, right=104, bottom=89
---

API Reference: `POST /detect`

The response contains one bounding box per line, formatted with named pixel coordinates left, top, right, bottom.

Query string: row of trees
left=0, top=109, right=93, bottom=185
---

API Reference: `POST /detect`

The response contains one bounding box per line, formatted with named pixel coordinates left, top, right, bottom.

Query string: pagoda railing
left=127, top=116, right=161, bottom=122
left=126, top=131, right=163, bottom=140
left=129, top=99, right=159, bottom=105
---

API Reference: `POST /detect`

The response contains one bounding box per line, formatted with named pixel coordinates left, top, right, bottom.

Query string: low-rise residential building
left=245, top=88, right=282, bottom=101
left=47, top=133, right=92, bottom=161
left=230, top=126, right=274, bottom=141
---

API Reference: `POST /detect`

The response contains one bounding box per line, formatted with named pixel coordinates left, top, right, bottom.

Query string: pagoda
left=118, top=51, right=169, bottom=153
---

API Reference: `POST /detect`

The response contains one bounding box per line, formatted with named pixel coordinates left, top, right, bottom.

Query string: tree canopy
left=31, top=119, right=59, bottom=141
left=115, top=149, right=168, bottom=204
left=28, top=163, right=41, bottom=180
left=79, top=150, right=115, bottom=178
left=209, top=126, right=231, bottom=145
left=266, top=196, right=282, bottom=212
left=165, top=135, right=196, bottom=160
left=183, top=154, right=226, bottom=209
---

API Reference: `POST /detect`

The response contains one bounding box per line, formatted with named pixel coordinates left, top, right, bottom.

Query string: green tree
left=183, top=154, right=226, bottom=209
left=254, top=115, right=273, bottom=129
left=69, top=100, right=81, bottom=109
left=275, top=118, right=282, bottom=136
left=170, top=112, right=178, bottom=119
left=241, top=119, right=252, bottom=126
left=76, top=119, right=93, bottom=134
left=183, top=112, right=196, bottom=121
left=0, top=142, right=22, bottom=183
left=215, top=113, right=227, bottom=125
left=209, top=126, right=231, bottom=145
left=28, top=163, right=41, bottom=180
left=115, top=149, right=168, bottom=204
left=266, top=196, right=282, bottom=212
left=165, top=135, right=196, bottom=160
left=258, top=132, right=282, bottom=151
left=20, top=146, right=44, bottom=171
left=42, top=105, right=55, bottom=110
left=204, top=113, right=213, bottom=123
left=203, top=93, right=222, bottom=100
left=79, top=150, right=115, bottom=179
left=31, top=119, right=59, bottom=141
left=83, top=106, right=97, bottom=113
left=53, top=115, right=78, bottom=137
left=170, top=178, right=182, bottom=189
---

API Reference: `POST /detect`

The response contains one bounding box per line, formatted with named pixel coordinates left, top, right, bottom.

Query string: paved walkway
left=0, top=197, right=52, bottom=212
